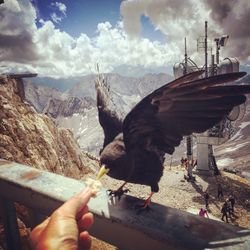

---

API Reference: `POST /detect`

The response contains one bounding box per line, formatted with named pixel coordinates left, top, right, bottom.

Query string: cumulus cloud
left=121, top=0, right=220, bottom=64
left=121, top=0, right=250, bottom=63
left=203, top=0, right=250, bottom=61
left=54, top=2, right=67, bottom=16
left=0, top=0, right=249, bottom=77
left=50, top=12, right=63, bottom=23
left=0, top=0, right=181, bottom=77
left=0, top=0, right=39, bottom=64
left=50, top=1, right=67, bottom=24
left=32, top=20, right=177, bottom=77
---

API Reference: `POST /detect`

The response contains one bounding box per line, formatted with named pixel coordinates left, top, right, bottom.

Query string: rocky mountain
left=214, top=96, right=250, bottom=179
left=43, top=96, right=95, bottom=118
left=0, top=76, right=95, bottom=178
left=24, top=80, right=95, bottom=118
left=68, top=73, right=173, bottom=99
left=24, top=80, right=69, bottom=113
left=25, top=73, right=173, bottom=155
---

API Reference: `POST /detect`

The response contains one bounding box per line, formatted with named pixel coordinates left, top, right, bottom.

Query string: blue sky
left=0, top=0, right=249, bottom=77
left=34, top=0, right=122, bottom=38
left=33, top=0, right=166, bottom=42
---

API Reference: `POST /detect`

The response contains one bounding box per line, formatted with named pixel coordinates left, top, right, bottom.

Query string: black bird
left=95, top=71, right=250, bottom=208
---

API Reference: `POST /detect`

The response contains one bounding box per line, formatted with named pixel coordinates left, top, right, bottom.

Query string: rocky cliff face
left=24, top=80, right=69, bottom=113
left=24, top=80, right=95, bottom=118
left=44, top=96, right=95, bottom=118
left=0, top=77, right=94, bottom=178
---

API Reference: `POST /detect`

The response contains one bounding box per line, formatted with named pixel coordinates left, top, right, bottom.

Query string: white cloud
left=54, top=2, right=67, bottom=16
left=0, top=0, right=249, bottom=78
left=0, top=0, right=183, bottom=77
left=203, top=0, right=250, bottom=62
left=120, top=0, right=222, bottom=62
left=50, top=12, right=63, bottom=23
left=50, top=1, right=67, bottom=24
left=0, top=0, right=38, bottom=63
left=31, top=20, right=178, bottom=77
left=120, top=0, right=250, bottom=62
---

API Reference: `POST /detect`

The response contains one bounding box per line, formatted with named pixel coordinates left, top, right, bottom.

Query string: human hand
left=30, top=187, right=94, bottom=250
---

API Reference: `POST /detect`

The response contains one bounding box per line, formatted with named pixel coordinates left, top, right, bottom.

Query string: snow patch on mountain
left=56, top=107, right=103, bottom=155
left=216, top=158, right=234, bottom=166
left=230, top=121, right=250, bottom=140
left=222, top=141, right=250, bottom=153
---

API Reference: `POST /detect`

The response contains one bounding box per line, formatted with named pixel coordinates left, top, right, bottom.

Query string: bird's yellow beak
left=97, top=165, right=110, bottom=180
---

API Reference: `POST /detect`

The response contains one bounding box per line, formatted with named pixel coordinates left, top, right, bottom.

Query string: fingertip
left=78, top=212, right=94, bottom=231
left=79, top=231, right=92, bottom=250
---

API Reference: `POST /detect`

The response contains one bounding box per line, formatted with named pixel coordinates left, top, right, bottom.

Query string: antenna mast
left=205, top=21, right=208, bottom=78
left=184, top=37, right=187, bottom=75
left=183, top=38, right=194, bottom=179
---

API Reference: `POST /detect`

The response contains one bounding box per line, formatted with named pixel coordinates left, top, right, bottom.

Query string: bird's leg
left=143, top=192, right=154, bottom=208
left=107, top=182, right=129, bottom=200
left=135, top=192, right=154, bottom=212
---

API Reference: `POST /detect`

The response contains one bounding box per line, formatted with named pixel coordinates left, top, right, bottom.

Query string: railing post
left=28, top=208, right=47, bottom=229
left=0, top=198, right=22, bottom=250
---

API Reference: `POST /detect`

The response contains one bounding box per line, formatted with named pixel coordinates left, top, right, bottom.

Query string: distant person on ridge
left=221, top=201, right=229, bottom=223
left=204, top=191, right=210, bottom=208
left=217, top=183, right=223, bottom=199
left=228, top=195, right=236, bottom=213
left=199, top=208, right=209, bottom=218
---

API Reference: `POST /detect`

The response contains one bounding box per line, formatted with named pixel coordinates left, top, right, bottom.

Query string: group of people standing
left=221, top=195, right=236, bottom=223
left=198, top=183, right=236, bottom=223
left=216, top=182, right=236, bottom=223
left=181, top=157, right=197, bottom=170
left=180, top=157, right=237, bottom=224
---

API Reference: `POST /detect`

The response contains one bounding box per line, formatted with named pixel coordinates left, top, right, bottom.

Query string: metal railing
left=0, top=159, right=249, bottom=250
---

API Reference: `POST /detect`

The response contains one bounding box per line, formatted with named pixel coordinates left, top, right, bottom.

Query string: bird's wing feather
left=95, top=76, right=123, bottom=149
left=122, top=71, right=249, bottom=154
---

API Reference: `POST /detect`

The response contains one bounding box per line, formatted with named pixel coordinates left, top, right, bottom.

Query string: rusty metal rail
left=0, top=159, right=249, bottom=250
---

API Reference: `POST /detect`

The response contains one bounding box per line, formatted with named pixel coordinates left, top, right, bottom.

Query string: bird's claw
left=135, top=203, right=152, bottom=214
left=107, top=188, right=130, bottom=200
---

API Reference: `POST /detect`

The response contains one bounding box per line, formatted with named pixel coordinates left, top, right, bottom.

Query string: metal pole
left=184, top=37, right=187, bottom=75
left=213, top=38, right=220, bottom=65
left=186, top=136, right=193, bottom=178
left=205, top=21, right=208, bottom=78
left=183, top=37, right=193, bottom=177
left=211, top=54, right=215, bottom=76
left=0, top=198, right=21, bottom=250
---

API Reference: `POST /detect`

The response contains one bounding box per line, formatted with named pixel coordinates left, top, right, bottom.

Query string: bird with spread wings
left=95, top=71, right=249, bottom=209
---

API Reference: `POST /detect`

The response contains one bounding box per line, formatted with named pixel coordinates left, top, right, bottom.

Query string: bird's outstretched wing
left=95, top=75, right=123, bottom=150
left=122, top=71, right=249, bottom=154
